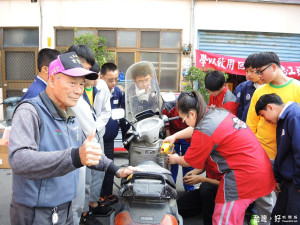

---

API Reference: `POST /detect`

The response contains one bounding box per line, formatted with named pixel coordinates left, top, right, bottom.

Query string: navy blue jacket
left=103, top=86, right=124, bottom=142
left=234, top=80, right=256, bottom=122
left=22, top=76, right=47, bottom=101
left=274, top=102, right=300, bottom=190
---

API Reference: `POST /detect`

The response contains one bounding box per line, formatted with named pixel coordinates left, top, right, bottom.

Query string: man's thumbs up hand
left=87, top=130, right=95, bottom=142
left=79, top=130, right=102, bottom=166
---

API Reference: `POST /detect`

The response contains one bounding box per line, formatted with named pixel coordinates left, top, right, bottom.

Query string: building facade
left=0, top=0, right=299, bottom=120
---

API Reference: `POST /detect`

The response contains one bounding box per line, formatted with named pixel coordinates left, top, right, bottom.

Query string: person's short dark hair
left=37, top=48, right=60, bottom=72
left=205, top=71, right=225, bottom=91
left=90, top=63, right=100, bottom=74
left=67, top=44, right=95, bottom=67
left=255, top=93, right=284, bottom=116
left=252, top=52, right=281, bottom=69
left=131, top=62, right=153, bottom=80
left=244, top=53, right=258, bottom=69
left=101, top=63, right=118, bottom=76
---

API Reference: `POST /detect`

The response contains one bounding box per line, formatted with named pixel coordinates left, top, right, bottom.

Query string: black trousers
left=177, top=182, right=218, bottom=225
left=271, top=181, right=300, bottom=225
left=100, top=140, right=115, bottom=197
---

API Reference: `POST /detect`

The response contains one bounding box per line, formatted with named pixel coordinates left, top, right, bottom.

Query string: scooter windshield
left=125, top=61, right=162, bottom=123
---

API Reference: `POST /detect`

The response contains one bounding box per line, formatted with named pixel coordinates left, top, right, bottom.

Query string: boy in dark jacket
left=234, top=53, right=263, bottom=122
left=22, top=48, right=60, bottom=100
left=255, top=93, right=300, bottom=223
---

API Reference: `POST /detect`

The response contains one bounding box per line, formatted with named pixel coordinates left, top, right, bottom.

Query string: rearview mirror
left=111, top=108, right=125, bottom=120
left=161, top=92, right=176, bottom=102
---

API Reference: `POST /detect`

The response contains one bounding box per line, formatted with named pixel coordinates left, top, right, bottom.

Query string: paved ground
left=0, top=151, right=205, bottom=225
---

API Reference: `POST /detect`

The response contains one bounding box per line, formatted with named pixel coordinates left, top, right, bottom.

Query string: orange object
left=114, top=211, right=178, bottom=225
left=0, top=139, right=10, bottom=169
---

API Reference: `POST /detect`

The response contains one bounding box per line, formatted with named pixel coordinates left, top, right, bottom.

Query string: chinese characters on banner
left=196, top=50, right=300, bottom=79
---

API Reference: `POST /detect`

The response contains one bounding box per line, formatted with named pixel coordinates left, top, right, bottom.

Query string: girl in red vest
left=164, top=91, right=275, bottom=225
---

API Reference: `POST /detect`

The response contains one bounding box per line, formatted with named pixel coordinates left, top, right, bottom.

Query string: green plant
left=183, top=66, right=228, bottom=103
left=73, top=29, right=114, bottom=67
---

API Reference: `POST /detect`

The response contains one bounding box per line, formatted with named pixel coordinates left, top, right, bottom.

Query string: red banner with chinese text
left=196, top=50, right=300, bottom=79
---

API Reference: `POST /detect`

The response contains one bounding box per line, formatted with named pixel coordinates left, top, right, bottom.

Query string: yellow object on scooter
left=126, top=173, right=133, bottom=180
left=160, top=142, right=174, bottom=154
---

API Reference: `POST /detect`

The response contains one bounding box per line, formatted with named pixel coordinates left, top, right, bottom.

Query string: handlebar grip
left=123, top=134, right=135, bottom=146
left=168, top=116, right=181, bottom=121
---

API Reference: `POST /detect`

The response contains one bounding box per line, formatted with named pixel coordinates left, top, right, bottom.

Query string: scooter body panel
left=129, top=140, right=162, bottom=167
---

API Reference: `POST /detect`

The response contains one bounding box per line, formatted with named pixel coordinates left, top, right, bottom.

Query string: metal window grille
left=6, top=90, right=24, bottom=98
left=5, top=51, right=36, bottom=80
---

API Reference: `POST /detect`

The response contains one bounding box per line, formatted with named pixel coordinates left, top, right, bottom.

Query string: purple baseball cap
left=48, top=52, right=98, bottom=80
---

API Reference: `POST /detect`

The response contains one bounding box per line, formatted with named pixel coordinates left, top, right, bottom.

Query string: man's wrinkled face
left=49, top=73, right=85, bottom=110
left=134, top=74, right=152, bottom=91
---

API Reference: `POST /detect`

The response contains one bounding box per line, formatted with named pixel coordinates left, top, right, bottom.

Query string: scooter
left=0, top=88, right=27, bottom=127
left=0, top=96, right=22, bottom=126
left=110, top=61, right=182, bottom=225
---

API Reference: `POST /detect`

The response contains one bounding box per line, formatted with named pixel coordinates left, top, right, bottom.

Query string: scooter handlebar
left=168, top=116, right=181, bottom=121
left=123, top=133, right=136, bottom=146
left=163, top=116, right=181, bottom=127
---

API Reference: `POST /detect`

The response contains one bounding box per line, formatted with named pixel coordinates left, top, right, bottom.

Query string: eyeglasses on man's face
left=104, top=78, right=118, bottom=83
left=255, top=64, right=273, bottom=75
left=136, top=78, right=151, bottom=85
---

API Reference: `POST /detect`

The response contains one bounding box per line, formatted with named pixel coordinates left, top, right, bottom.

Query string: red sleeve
left=223, top=101, right=238, bottom=116
left=184, top=130, right=216, bottom=169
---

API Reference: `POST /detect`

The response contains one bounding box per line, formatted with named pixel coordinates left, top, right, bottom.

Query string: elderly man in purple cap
left=8, top=52, right=135, bottom=225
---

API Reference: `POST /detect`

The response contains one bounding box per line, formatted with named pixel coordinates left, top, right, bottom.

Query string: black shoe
left=80, top=212, right=103, bottom=225
left=89, top=203, right=114, bottom=217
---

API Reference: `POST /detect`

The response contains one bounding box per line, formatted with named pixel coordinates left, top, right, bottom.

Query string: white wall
left=0, top=0, right=192, bottom=48
left=193, top=1, right=300, bottom=49
left=1, top=0, right=299, bottom=50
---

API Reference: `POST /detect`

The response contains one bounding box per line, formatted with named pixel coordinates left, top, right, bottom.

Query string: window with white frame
left=56, top=28, right=182, bottom=91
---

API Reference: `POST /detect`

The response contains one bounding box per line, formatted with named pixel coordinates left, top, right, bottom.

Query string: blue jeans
left=171, top=139, right=194, bottom=191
